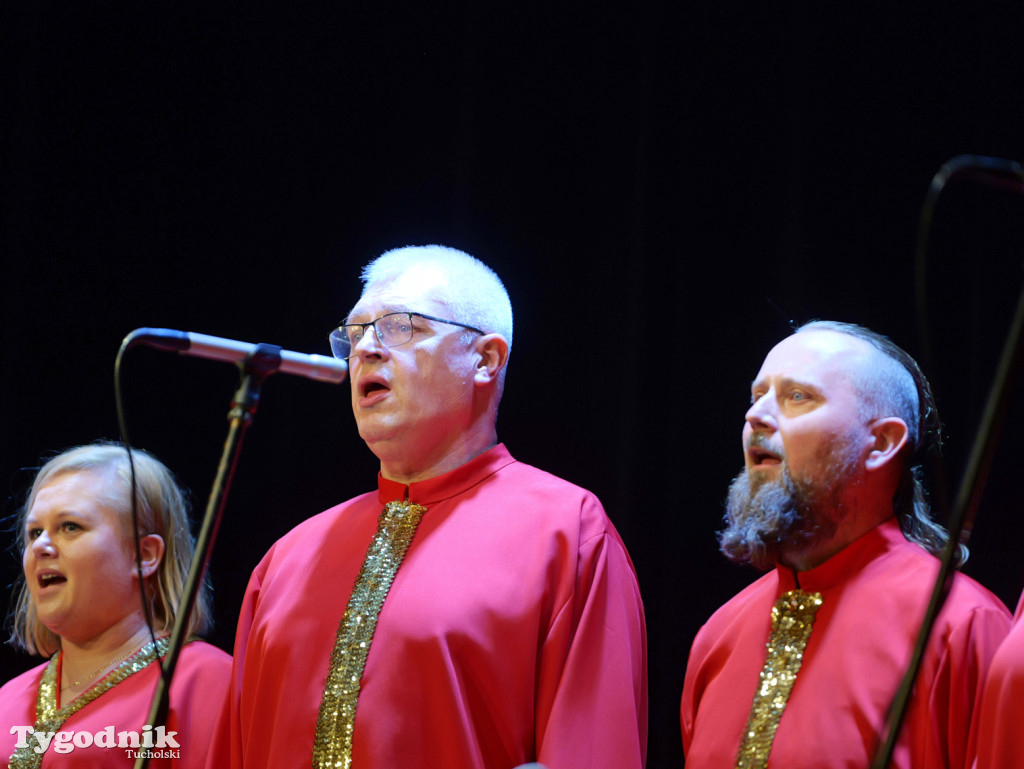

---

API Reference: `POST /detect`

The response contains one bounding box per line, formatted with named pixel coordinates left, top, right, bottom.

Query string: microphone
left=122, top=327, right=348, bottom=384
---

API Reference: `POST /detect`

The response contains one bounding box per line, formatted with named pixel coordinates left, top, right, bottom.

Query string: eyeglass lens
left=332, top=313, right=414, bottom=358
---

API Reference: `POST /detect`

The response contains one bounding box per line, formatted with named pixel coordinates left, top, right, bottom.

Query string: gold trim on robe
left=735, top=589, right=823, bottom=769
left=313, top=500, right=427, bottom=769
left=9, top=637, right=169, bottom=769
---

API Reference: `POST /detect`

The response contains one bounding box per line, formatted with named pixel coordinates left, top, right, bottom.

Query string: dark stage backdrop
left=3, top=3, right=1024, bottom=767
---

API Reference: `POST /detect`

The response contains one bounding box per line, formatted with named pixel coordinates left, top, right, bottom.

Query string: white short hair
left=360, top=245, right=513, bottom=351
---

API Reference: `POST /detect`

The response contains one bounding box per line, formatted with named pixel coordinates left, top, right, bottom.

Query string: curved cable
left=915, top=155, right=1024, bottom=373
left=113, top=334, right=168, bottom=687
left=874, top=155, right=1024, bottom=769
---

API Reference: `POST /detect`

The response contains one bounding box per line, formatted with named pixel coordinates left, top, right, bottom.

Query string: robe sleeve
left=679, top=628, right=707, bottom=757
left=926, top=604, right=1012, bottom=769
left=157, top=642, right=233, bottom=769
left=206, top=559, right=265, bottom=769
left=534, top=523, right=648, bottom=769
left=974, top=601, right=1024, bottom=769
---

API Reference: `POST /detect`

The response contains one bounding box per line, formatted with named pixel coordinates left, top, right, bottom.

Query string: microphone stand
left=872, top=155, right=1024, bottom=769
left=871, top=280, right=1024, bottom=769
left=134, top=345, right=280, bottom=769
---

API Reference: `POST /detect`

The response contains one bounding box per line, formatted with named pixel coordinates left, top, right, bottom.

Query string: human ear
left=473, top=334, right=510, bottom=386
left=865, top=417, right=909, bottom=472
left=136, top=534, right=165, bottom=578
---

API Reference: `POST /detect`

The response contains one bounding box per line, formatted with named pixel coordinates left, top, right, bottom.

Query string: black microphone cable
left=113, top=335, right=169, bottom=691
left=873, top=155, right=1024, bottom=769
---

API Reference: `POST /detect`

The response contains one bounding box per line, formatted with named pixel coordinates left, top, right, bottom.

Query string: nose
left=745, top=391, right=777, bottom=433
left=30, top=530, right=55, bottom=558
left=353, top=324, right=388, bottom=361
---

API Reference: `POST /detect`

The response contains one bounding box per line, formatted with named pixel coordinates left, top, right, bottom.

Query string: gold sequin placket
left=735, top=589, right=823, bottom=769
left=9, top=638, right=169, bottom=769
left=313, top=500, right=427, bottom=769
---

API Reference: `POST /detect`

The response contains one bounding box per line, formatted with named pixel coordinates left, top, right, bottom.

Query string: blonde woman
left=0, top=442, right=231, bottom=768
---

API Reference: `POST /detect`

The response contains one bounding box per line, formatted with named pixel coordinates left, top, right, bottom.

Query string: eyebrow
left=344, top=306, right=408, bottom=325
left=25, top=508, right=90, bottom=523
left=751, top=376, right=820, bottom=394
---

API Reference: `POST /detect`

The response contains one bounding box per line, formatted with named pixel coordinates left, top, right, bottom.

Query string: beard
left=718, top=444, right=860, bottom=571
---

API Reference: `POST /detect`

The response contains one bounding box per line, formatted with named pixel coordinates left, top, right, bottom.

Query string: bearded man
left=680, top=321, right=1010, bottom=769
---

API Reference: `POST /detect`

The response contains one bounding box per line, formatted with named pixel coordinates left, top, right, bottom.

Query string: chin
left=357, top=421, right=405, bottom=449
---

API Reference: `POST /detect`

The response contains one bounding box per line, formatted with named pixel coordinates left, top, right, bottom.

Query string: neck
left=376, top=423, right=498, bottom=485
left=379, top=439, right=497, bottom=485
left=781, top=505, right=893, bottom=572
left=59, top=616, right=154, bottom=693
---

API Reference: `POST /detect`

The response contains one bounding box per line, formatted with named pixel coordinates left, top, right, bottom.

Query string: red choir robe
left=681, top=518, right=1010, bottom=769
left=209, top=444, right=647, bottom=769
left=0, top=640, right=231, bottom=768
left=974, top=592, right=1024, bottom=769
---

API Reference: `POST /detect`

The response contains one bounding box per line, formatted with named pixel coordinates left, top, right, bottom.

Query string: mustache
left=746, top=432, right=786, bottom=461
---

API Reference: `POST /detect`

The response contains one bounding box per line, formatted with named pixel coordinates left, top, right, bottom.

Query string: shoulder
left=169, top=641, right=232, bottom=695
left=0, top=659, right=48, bottom=717
left=0, top=658, right=48, bottom=695
left=949, top=570, right=1012, bottom=608
left=494, top=456, right=607, bottom=515
left=496, top=458, right=621, bottom=546
left=864, top=537, right=1011, bottom=636
left=885, top=537, right=1011, bottom=621
left=692, top=572, right=777, bottom=648
left=494, top=455, right=600, bottom=497
left=259, top=490, right=378, bottom=557
left=879, top=542, right=1012, bottom=655
left=941, top=570, right=1013, bottom=632
left=179, top=639, right=232, bottom=666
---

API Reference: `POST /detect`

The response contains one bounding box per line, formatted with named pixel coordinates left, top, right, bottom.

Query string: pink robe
left=209, top=444, right=647, bottom=769
left=0, top=640, right=231, bottom=768
left=681, top=518, right=1010, bottom=768
left=974, top=592, right=1024, bottom=769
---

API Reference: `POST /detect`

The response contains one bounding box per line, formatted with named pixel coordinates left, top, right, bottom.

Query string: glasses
left=329, top=311, right=485, bottom=360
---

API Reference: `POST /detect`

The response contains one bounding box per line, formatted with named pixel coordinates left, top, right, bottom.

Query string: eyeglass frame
left=329, top=311, right=486, bottom=360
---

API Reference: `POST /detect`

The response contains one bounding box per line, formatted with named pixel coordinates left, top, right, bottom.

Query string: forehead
left=28, top=468, right=125, bottom=518
left=755, top=330, right=873, bottom=390
left=347, top=266, right=450, bottom=322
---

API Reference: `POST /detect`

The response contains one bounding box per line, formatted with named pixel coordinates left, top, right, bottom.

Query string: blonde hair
left=9, top=442, right=211, bottom=656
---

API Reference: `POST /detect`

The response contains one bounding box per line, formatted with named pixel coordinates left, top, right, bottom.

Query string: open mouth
left=748, top=446, right=782, bottom=466
left=38, top=572, right=67, bottom=588
left=360, top=380, right=390, bottom=398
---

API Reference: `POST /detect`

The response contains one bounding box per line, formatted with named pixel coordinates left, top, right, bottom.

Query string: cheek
left=786, top=435, right=813, bottom=462
left=85, top=536, right=138, bottom=584
left=85, top=556, right=136, bottom=598
left=21, top=542, right=41, bottom=572
left=112, top=537, right=144, bottom=575
left=783, top=429, right=844, bottom=476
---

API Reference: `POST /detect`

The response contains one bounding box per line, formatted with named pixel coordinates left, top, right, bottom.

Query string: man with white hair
left=210, top=245, right=647, bottom=769
left=681, top=321, right=1010, bottom=768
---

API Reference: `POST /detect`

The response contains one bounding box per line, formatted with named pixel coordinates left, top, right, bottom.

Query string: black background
left=3, top=3, right=1024, bottom=766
